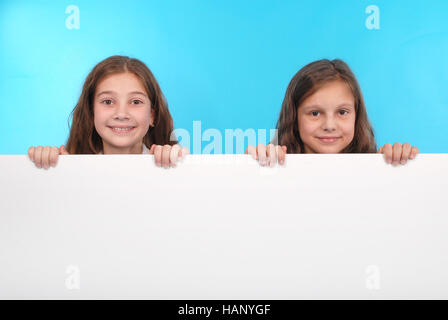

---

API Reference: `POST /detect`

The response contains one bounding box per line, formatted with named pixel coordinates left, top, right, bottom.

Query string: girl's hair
left=66, top=55, right=176, bottom=154
left=275, top=59, right=377, bottom=153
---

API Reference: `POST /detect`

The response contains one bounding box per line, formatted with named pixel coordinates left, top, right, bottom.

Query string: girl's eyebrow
left=96, top=91, right=148, bottom=98
left=96, top=90, right=116, bottom=97
left=336, top=102, right=354, bottom=109
left=302, top=104, right=321, bottom=110
left=128, top=91, right=148, bottom=97
left=303, top=102, right=354, bottom=110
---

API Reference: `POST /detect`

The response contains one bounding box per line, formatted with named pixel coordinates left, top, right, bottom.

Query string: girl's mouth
left=108, top=126, right=136, bottom=134
left=317, top=137, right=341, bottom=143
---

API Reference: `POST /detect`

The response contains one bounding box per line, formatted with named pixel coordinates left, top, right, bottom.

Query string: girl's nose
left=113, top=104, right=130, bottom=120
left=322, top=117, right=337, bottom=132
left=114, top=114, right=130, bottom=120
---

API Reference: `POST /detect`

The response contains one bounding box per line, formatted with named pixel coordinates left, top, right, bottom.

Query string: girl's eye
left=311, top=111, right=320, bottom=116
left=102, top=99, right=113, bottom=105
left=131, top=100, right=143, bottom=105
left=339, top=110, right=348, bottom=115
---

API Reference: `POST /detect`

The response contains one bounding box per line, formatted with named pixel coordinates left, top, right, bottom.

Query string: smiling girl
left=28, top=56, right=188, bottom=168
left=246, top=59, right=419, bottom=166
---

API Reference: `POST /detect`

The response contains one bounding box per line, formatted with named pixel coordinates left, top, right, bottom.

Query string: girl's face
left=297, top=80, right=356, bottom=153
left=93, top=72, right=154, bottom=154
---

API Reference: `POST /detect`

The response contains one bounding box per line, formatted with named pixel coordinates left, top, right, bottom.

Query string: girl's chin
left=319, top=146, right=344, bottom=153
left=308, top=145, right=345, bottom=154
left=101, top=138, right=142, bottom=149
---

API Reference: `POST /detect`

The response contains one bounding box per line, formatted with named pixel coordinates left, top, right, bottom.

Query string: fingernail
left=400, top=160, right=406, bottom=164
left=393, top=161, right=398, bottom=166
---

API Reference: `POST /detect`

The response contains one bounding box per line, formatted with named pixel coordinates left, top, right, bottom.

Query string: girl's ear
left=149, top=108, right=155, bottom=127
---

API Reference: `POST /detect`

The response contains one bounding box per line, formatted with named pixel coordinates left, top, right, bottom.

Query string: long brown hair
left=275, top=59, right=377, bottom=153
left=66, top=55, right=176, bottom=154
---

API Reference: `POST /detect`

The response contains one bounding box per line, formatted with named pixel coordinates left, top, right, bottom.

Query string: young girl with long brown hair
left=28, top=55, right=188, bottom=168
left=246, top=59, right=419, bottom=166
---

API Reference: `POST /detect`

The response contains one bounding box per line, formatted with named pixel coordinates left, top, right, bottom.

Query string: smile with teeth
left=108, top=126, right=136, bottom=133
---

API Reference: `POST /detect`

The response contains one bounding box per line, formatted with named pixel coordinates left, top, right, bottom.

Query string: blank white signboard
left=0, top=154, right=447, bottom=299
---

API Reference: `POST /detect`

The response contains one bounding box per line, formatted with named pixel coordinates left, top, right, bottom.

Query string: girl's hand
left=245, top=144, right=287, bottom=166
left=149, top=144, right=189, bottom=168
left=377, top=143, right=419, bottom=165
left=28, top=145, right=69, bottom=169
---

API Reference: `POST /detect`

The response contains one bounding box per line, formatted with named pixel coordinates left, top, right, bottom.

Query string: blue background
left=1, top=0, right=447, bottom=154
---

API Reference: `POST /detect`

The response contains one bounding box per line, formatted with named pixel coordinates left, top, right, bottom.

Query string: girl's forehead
left=96, top=72, right=147, bottom=95
left=300, top=80, right=355, bottom=109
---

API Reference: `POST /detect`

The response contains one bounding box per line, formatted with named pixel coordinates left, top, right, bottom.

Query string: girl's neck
left=102, top=142, right=143, bottom=154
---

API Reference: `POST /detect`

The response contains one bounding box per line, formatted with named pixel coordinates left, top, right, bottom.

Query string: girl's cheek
left=95, top=107, right=114, bottom=123
left=93, top=105, right=103, bottom=121
left=303, top=119, right=319, bottom=133
left=134, top=108, right=152, bottom=125
left=93, top=111, right=109, bottom=133
left=93, top=114, right=104, bottom=128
